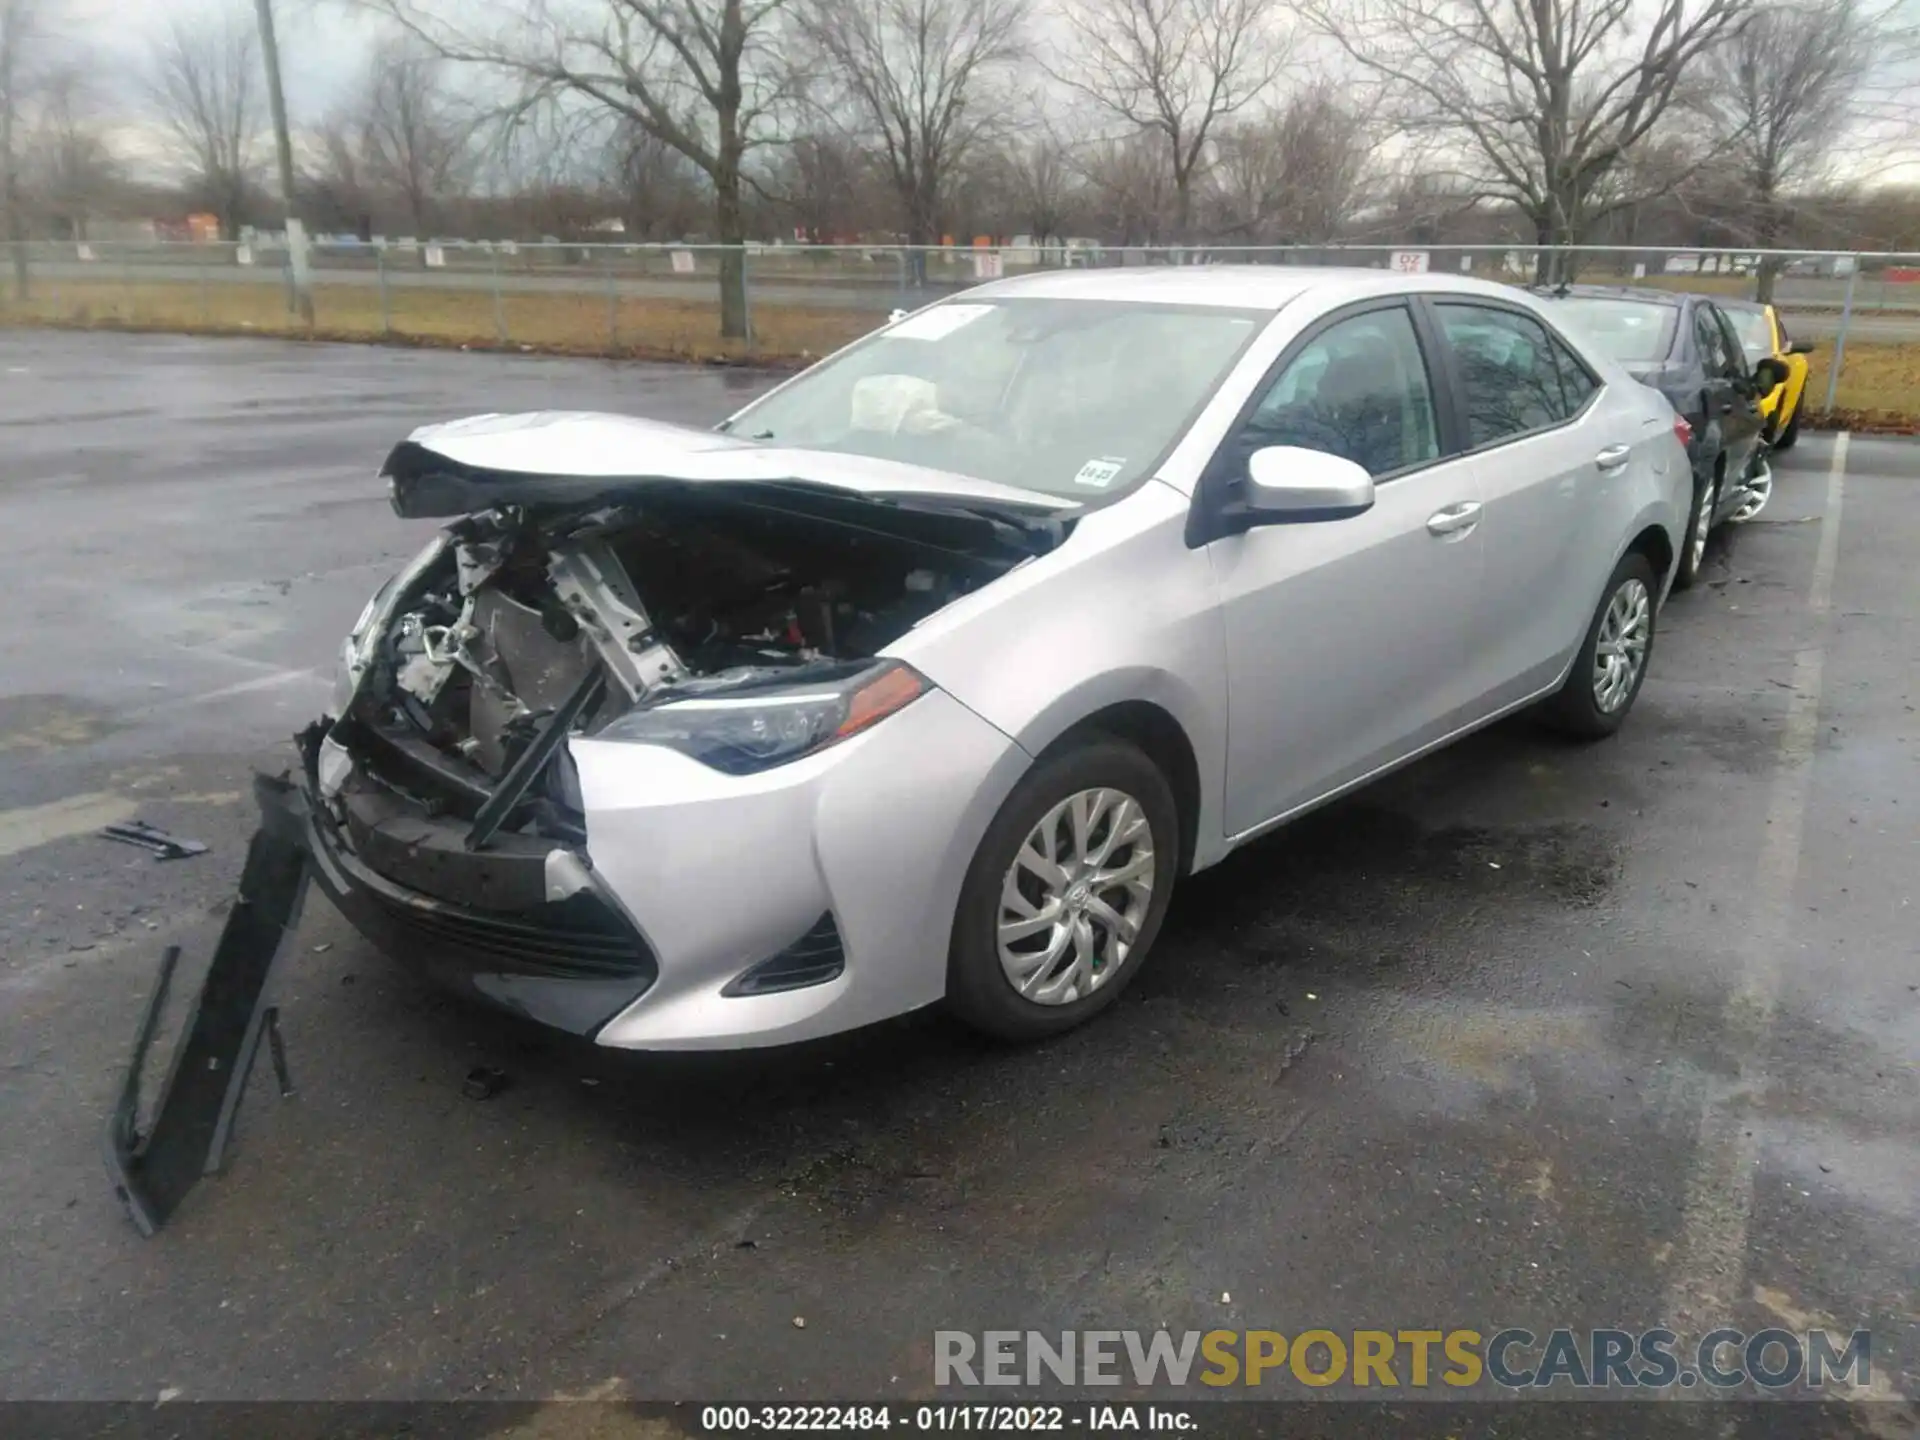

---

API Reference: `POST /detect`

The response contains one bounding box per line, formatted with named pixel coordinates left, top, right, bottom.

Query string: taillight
left=1672, top=414, right=1693, bottom=448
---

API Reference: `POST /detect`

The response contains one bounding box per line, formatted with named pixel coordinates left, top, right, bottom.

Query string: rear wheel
left=1671, top=465, right=1720, bottom=592
left=1730, top=454, right=1773, bottom=524
left=1539, top=551, right=1658, bottom=740
left=946, top=739, right=1178, bottom=1041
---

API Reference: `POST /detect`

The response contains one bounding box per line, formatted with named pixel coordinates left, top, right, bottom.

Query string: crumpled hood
left=386, top=411, right=1074, bottom=518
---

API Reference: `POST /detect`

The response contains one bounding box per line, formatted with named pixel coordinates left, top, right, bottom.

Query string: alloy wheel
left=996, top=787, right=1157, bottom=1005
left=1731, top=462, right=1773, bottom=523
left=1592, top=577, right=1652, bottom=713
left=1689, top=475, right=1717, bottom=575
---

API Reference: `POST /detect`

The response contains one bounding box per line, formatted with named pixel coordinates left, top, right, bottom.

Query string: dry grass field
left=0, top=278, right=876, bottom=365
left=4, top=275, right=1915, bottom=428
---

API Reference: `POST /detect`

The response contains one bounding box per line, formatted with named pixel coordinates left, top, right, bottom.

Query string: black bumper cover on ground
left=106, top=755, right=657, bottom=1234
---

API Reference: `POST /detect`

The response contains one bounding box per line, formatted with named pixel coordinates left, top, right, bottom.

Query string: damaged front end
left=323, top=435, right=1060, bottom=1021
left=109, top=417, right=1066, bottom=1232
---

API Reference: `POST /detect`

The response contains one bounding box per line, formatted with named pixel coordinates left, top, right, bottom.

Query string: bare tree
left=1077, top=125, right=1179, bottom=243
left=1312, top=0, right=1753, bottom=280
left=1699, top=0, right=1891, bottom=298
left=306, top=113, right=372, bottom=234
left=1052, top=0, right=1289, bottom=241
left=1206, top=81, right=1371, bottom=243
left=607, top=119, right=708, bottom=237
left=356, top=39, right=475, bottom=240
left=997, top=127, right=1083, bottom=250
left=1, top=0, right=44, bottom=296
left=797, top=0, right=1026, bottom=271
left=769, top=129, right=874, bottom=240
left=367, top=0, right=802, bottom=339
left=149, top=10, right=266, bottom=240
left=28, top=62, right=117, bottom=241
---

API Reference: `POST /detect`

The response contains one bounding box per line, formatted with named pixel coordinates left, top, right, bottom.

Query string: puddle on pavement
left=1168, top=801, right=1623, bottom=944
left=0, top=693, right=125, bottom=754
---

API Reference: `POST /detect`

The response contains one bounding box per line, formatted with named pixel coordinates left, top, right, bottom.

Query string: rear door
left=1425, top=298, right=1618, bottom=708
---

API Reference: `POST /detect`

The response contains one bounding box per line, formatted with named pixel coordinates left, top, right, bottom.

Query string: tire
left=1671, top=464, right=1720, bottom=592
left=1774, top=404, right=1801, bottom=452
left=946, top=738, right=1179, bottom=1041
left=1538, top=550, right=1659, bottom=740
left=1729, top=450, right=1773, bottom=525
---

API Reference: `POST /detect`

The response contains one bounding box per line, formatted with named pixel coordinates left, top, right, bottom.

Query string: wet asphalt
left=0, top=332, right=1915, bottom=1432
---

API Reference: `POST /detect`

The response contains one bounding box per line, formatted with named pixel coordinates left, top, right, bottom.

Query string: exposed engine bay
left=334, top=482, right=1048, bottom=842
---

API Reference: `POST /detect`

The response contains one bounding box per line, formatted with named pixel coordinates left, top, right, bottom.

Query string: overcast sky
left=59, top=0, right=1920, bottom=186
left=71, top=0, right=380, bottom=126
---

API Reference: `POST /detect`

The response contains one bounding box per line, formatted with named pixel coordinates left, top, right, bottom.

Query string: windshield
left=1724, top=306, right=1774, bottom=359
left=1541, top=297, right=1678, bottom=365
left=723, top=298, right=1268, bottom=499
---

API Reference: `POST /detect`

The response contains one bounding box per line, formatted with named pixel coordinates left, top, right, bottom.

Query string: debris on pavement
left=100, top=821, right=208, bottom=861
left=462, top=1066, right=511, bottom=1101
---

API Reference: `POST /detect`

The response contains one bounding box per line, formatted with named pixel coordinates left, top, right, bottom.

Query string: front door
left=1207, top=302, right=1484, bottom=837
left=1697, top=303, right=1765, bottom=485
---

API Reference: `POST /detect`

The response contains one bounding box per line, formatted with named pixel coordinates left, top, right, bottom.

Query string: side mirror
left=1752, top=356, right=1790, bottom=391
left=1788, top=340, right=1816, bottom=356
left=1242, top=446, right=1376, bottom=523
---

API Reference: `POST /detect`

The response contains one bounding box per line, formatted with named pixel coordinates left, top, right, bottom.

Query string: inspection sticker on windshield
left=1073, top=456, right=1128, bottom=489
left=886, top=304, right=994, bottom=341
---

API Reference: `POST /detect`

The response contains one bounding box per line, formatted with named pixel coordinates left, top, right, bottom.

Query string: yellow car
left=1721, top=300, right=1814, bottom=453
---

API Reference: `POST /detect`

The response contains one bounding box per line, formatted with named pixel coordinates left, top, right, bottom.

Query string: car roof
left=966, top=264, right=1562, bottom=312
left=1531, top=283, right=1687, bottom=308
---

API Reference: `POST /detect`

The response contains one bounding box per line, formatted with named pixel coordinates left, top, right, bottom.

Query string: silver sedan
left=303, top=267, right=1689, bottom=1048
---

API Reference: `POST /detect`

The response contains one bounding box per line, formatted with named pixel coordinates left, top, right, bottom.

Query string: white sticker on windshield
left=1073, top=456, right=1127, bottom=489
left=885, top=303, right=994, bottom=341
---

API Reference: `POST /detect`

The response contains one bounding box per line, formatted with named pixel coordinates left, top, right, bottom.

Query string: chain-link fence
left=3, top=239, right=1916, bottom=421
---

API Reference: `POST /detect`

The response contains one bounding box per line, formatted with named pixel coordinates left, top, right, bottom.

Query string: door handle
left=1426, top=502, right=1482, bottom=537
left=1594, top=444, right=1631, bottom=471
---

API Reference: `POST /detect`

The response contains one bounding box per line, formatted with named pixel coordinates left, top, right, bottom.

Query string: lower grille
left=723, top=914, right=846, bottom=997
left=366, top=889, right=654, bottom=980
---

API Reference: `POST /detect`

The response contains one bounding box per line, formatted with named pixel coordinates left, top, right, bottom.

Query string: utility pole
left=252, top=0, right=312, bottom=324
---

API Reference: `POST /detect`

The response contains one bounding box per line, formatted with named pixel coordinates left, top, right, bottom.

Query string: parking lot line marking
left=1661, top=433, right=1848, bottom=1336
left=0, top=791, right=139, bottom=861
left=162, top=667, right=327, bottom=710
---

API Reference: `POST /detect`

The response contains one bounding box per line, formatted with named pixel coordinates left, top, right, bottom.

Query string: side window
left=1227, top=306, right=1439, bottom=479
left=1549, top=335, right=1599, bottom=415
left=1694, top=307, right=1734, bottom=378
left=1713, top=309, right=1752, bottom=379
left=1434, top=303, right=1571, bottom=447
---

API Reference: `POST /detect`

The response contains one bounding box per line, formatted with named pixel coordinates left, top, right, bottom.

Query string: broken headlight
left=330, top=538, right=449, bottom=716
left=597, top=660, right=930, bottom=775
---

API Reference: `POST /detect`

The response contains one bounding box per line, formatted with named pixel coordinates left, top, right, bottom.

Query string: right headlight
left=329, top=536, right=448, bottom=717
left=596, top=660, right=931, bottom=775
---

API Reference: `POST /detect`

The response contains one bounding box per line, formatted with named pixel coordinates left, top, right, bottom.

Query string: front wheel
left=946, top=739, right=1178, bottom=1041
left=1538, top=551, right=1659, bottom=740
